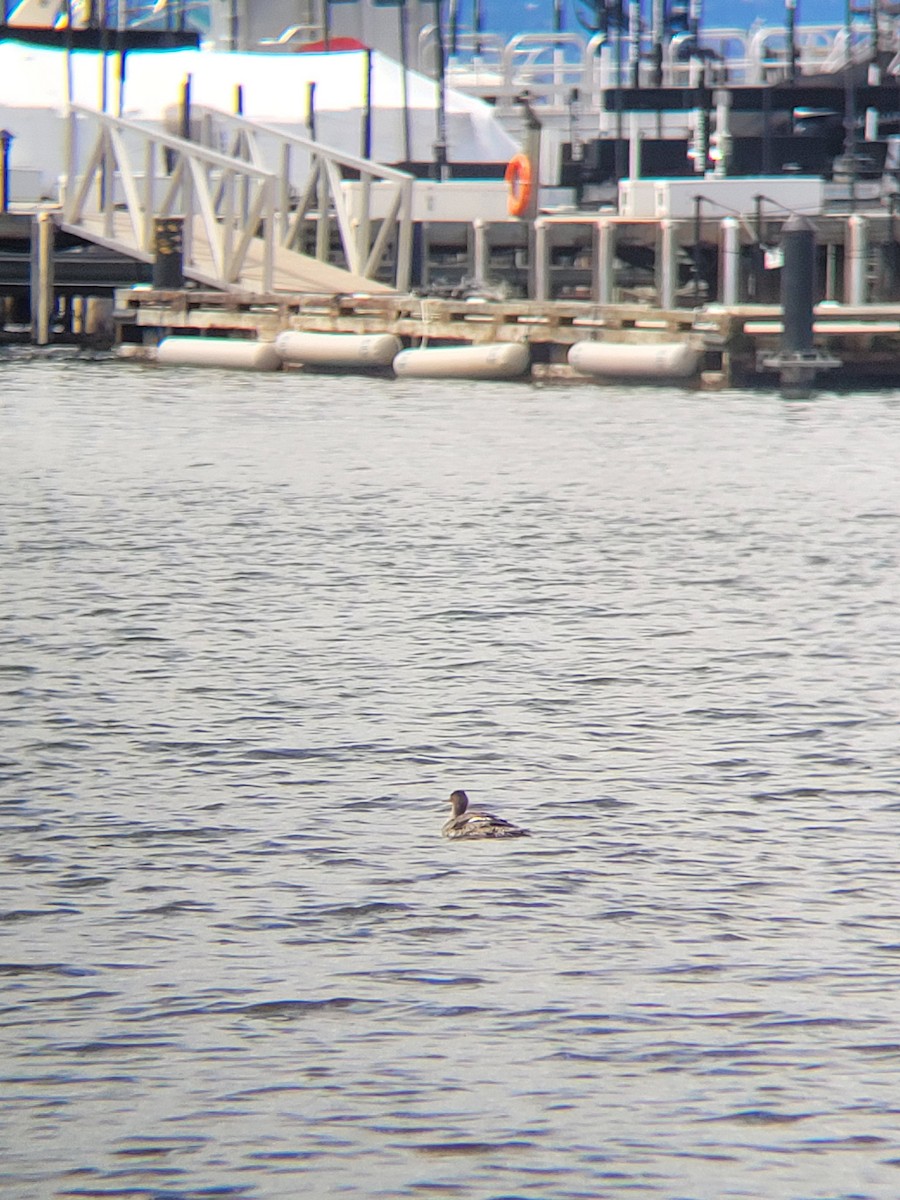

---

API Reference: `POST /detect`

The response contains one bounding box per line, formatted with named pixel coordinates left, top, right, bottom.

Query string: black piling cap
left=782, top=213, right=815, bottom=236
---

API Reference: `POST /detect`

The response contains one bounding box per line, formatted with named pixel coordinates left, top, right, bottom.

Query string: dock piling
left=720, top=216, right=740, bottom=306
left=845, top=213, right=868, bottom=306
left=596, top=218, right=615, bottom=304
left=473, top=218, right=487, bottom=285
left=534, top=218, right=549, bottom=301
left=30, top=211, right=55, bottom=346
left=760, top=213, right=839, bottom=393
left=658, top=218, right=677, bottom=309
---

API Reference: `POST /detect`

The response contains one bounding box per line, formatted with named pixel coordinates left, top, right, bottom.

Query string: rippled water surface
left=3, top=355, right=900, bottom=1199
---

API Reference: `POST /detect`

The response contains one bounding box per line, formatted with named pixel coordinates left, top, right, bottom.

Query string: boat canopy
left=0, top=41, right=519, bottom=165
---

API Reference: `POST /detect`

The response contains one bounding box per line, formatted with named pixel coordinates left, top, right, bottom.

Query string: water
left=2, top=355, right=900, bottom=1200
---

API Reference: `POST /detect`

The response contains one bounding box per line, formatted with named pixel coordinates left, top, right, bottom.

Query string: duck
left=441, top=789, right=529, bottom=840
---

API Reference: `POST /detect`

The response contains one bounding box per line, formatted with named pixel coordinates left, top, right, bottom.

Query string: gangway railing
left=191, top=106, right=415, bottom=292
left=442, top=22, right=880, bottom=108
left=63, top=104, right=277, bottom=291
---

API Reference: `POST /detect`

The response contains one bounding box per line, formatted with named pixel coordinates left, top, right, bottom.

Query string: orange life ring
left=504, top=153, right=533, bottom=218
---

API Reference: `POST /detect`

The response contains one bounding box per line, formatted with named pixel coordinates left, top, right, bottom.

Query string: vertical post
left=658, top=218, right=677, bottom=309
left=689, top=59, right=710, bottom=172
left=117, top=44, right=126, bottom=118
left=628, top=0, right=640, bottom=86
left=844, top=0, right=857, bottom=212
left=432, top=0, right=449, bottom=181
left=395, top=179, right=413, bottom=292
left=692, top=194, right=703, bottom=306
left=761, top=86, right=772, bottom=175
left=762, top=212, right=839, bottom=392
left=786, top=0, right=797, bottom=83
left=474, top=0, right=485, bottom=47
left=473, top=217, right=487, bottom=283
left=596, top=216, right=615, bottom=304
left=98, top=4, right=109, bottom=115
left=362, top=49, right=373, bottom=160
left=276, top=141, right=290, bottom=245
left=101, top=121, right=113, bottom=238
left=845, top=212, right=867, bottom=305
left=781, top=214, right=816, bottom=355
left=448, top=0, right=459, bottom=55
left=421, top=220, right=432, bottom=289
left=720, top=216, right=740, bottom=306
left=357, top=169, right=371, bottom=278
left=825, top=240, right=838, bottom=300
left=613, top=24, right=624, bottom=181
left=261, top=176, right=274, bottom=293
left=30, top=211, right=55, bottom=346
left=749, top=192, right=764, bottom=301
left=713, top=88, right=731, bottom=176
left=180, top=74, right=192, bottom=141
left=650, top=0, right=664, bottom=53
left=152, top=217, right=184, bottom=289
left=316, top=164, right=329, bottom=263
left=534, top=218, right=549, bottom=301
left=0, top=129, right=12, bottom=213
left=628, top=111, right=641, bottom=179
left=307, top=81, right=317, bottom=140
left=398, top=0, right=411, bottom=164
left=519, top=96, right=542, bottom=222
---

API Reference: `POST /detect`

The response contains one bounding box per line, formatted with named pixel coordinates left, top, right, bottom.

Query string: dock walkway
left=114, top=286, right=900, bottom=388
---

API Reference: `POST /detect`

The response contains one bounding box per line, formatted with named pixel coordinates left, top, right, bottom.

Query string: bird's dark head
left=448, top=790, right=469, bottom=816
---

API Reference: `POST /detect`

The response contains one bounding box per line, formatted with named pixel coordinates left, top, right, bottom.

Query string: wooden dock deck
left=113, top=286, right=900, bottom=388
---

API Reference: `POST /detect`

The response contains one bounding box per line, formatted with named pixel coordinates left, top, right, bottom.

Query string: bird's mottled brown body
left=441, top=790, right=529, bottom=840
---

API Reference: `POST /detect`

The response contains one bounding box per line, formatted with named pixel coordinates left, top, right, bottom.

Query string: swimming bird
left=441, top=789, right=529, bottom=840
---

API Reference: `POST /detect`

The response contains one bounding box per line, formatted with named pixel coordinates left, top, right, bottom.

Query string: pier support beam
left=720, top=217, right=741, bottom=307
left=30, top=211, right=55, bottom=346
left=534, top=218, right=549, bottom=302
left=658, top=219, right=677, bottom=310
left=472, top=219, right=487, bottom=285
left=595, top=219, right=616, bottom=304
left=845, top=214, right=868, bottom=306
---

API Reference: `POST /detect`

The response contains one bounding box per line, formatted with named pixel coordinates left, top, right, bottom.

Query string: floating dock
left=113, top=281, right=900, bottom=389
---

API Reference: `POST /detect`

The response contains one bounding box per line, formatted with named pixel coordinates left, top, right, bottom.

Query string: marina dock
left=110, top=280, right=900, bottom=389
left=7, top=8, right=900, bottom=388
left=13, top=193, right=900, bottom=388
left=9, top=97, right=900, bottom=389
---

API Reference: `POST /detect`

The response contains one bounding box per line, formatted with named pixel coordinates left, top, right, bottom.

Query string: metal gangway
left=188, top=106, right=414, bottom=291
left=60, top=104, right=415, bottom=295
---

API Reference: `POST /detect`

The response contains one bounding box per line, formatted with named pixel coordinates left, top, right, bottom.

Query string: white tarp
left=0, top=42, right=518, bottom=191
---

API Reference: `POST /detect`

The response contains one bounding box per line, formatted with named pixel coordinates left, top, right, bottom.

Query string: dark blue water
left=2, top=355, right=900, bottom=1199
